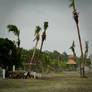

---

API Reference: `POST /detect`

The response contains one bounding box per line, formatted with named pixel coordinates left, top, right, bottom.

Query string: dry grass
left=0, top=71, right=92, bottom=92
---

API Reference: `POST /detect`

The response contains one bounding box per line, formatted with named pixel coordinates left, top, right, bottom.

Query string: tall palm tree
left=31, top=26, right=41, bottom=63
left=69, top=0, right=85, bottom=77
left=7, top=25, right=20, bottom=48
left=37, top=22, right=48, bottom=63
left=84, top=41, right=88, bottom=65
left=69, top=41, right=76, bottom=57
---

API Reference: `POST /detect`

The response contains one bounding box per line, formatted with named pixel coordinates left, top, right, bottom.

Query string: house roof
left=68, top=54, right=74, bottom=59
left=66, top=60, right=77, bottom=65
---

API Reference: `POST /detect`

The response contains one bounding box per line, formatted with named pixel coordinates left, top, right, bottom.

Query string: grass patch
left=0, top=71, right=92, bottom=92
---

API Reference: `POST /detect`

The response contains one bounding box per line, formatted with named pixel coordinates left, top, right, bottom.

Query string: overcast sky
left=0, top=0, right=92, bottom=56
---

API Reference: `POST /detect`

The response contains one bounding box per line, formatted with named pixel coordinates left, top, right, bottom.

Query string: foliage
left=0, top=37, right=90, bottom=72
left=0, top=38, right=21, bottom=70
left=7, top=24, right=20, bottom=48
left=69, top=41, right=76, bottom=61
left=7, top=25, right=20, bottom=37
left=61, top=52, right=68, bottom=61
left=86, top=58, right=91, bottom=66
left=44, top=21, right=48, bottom=32
left=44, top=50, right=62, bottom=60
left=69, top=41, right=75, bottom=54
left=69, top=0, right=74, bottom=8
left=0, top=38, right=91, bottom=72
left=34, top=26, right=41, bottom=36
left=20, top=48, right=69, bottom=71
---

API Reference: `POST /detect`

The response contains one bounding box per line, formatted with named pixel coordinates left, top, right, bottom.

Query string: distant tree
left=0, top=38, right=21, bottom=70
left=7, top=25, right=20, bottom=48
left=61, top=52, right=68, bottom=61
left=40, top=54, right=50, bottom=73
left=86, top=58, right=91, bottom=66
left=69, top=0, right=85, bottom=77
left=58, top=61, right=66, bottom=70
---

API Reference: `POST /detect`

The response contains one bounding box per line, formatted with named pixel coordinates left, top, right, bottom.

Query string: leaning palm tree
left=7, top=25, right=20, bottom=48
left=69, top=0, right=85, bottom=77
left=37, top=22, right=48, bottom=63
left=69, top=41, right=76, bottom=57
left=84, top=41, right=88, bottom=65
left=31, top=26, right=41, bottom=63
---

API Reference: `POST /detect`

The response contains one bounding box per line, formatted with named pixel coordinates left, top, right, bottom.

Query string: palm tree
left=84, top=41, right=88, bottom=65
left=37, top=22, right=48, bottom=63
left=69, top=41, right=76, bottom=57
left=7, top=25, right=20, bottom=48
left=31, top=26, right=41, bottom=63
left=69, top=0, right=85, bottom=77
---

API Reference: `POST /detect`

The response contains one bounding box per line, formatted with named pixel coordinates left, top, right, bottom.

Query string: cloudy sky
left=0, top=0, right=92, bottom=56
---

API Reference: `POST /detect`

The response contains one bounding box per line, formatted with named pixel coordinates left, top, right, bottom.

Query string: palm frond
left=69, top=46, right=73, bottom=50
left=69, top=41, right=75, bottom=52
left=34, top=26, right=41, bottom=36
left=7, top=25, right=20, bottom=36
left=69, top=0, right=74, bottom=8
left=44, top=21, right=48, bottom=32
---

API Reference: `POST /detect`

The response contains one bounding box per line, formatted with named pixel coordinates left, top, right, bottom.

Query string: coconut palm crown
left=44, top=22, right=48, bottom=32
left=69, top=41, right=76, bottom=57
left=42, top=22, right=48, bottom=41
left=7, top=25, right=20, bottom=37
left=41, top=21, right=48, bottom=47
left=69, top=0, right=75, bottom=8
left=34, top=26, right=41, bottom=41
left=34, top=26, right=41, bottom=36
left=7, top=25, right=20, bottom=48
left=69, top=0, right=79, bottom=24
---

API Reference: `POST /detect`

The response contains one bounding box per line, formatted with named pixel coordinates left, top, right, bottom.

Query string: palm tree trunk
left=76, top=23, right=85, bottom=77
left=40, top=40, right=44, bottom=53
left=73, top=51, right=77, bottom=62
left=17, top=36, right=20, bottom=49
left=31, top=40, right=38, bottom=63
left=72, top=0, right=85, bottom=77
left=73, top=51, right=76, bottom=58
left=84, top=51, right=88, bottom=66
left=37, top=40, right=44, bottom=64
left=74, top=51, right=76, bottom=57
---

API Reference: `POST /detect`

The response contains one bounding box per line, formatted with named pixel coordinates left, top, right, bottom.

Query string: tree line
left=0, top=38, right=91, bottom=73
